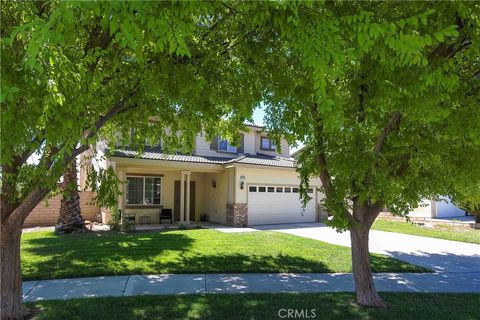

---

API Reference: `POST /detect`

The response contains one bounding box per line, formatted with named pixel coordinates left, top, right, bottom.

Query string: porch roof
left=111, top=148, right=233, bottom=165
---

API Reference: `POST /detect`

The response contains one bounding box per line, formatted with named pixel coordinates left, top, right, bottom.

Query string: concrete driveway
left=254, top=223, right=480, bottom=273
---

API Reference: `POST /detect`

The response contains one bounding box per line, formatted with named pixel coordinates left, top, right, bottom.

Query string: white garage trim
left=247, top=184, right=317, bottom=225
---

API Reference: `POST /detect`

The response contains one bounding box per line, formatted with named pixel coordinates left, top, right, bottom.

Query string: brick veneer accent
left=23, top=191, right=100, bottom=227
left=226, top=204, right=248, bottom=227
left=317, top=204, right=329, bottom=222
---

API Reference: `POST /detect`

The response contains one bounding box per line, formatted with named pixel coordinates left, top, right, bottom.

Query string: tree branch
left=83, top=22, right=115, bottom=73
left=32, top=0, right=49, bottom=18
left=0, top=165, right=19, bottom=220
left=5, top=188, right=50, bottom=226
left=374, top=111, right=401, bottom=155
left=62, top=87, right=141, bottom=168
left=309, top=103, right=356, bottom=224
left=221, top=2, right=238, bottom=14
left=85, top=87, right=139, bottom=141
left=2, top=86, right=141, bottom=223
left=427, top=15, right=471, bottom=62
left=13, top=134, right=45, bottom=169
left=309, top=103, right=333, bottom=195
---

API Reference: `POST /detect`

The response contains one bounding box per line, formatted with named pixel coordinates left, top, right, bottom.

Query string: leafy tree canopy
left=453, top=182, right=480, bottom=222
left=249, top=1, right=480, bottom=230
left=1, top=1, right=261, bottom=209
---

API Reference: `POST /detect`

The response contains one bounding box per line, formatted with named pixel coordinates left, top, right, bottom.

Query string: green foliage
left=250, top=2, right=480, bottom=230
left=120, top=216, right=136, bottom=233
left=107, top=208, right=121, bottom=232
left=107, top=208, right=134, bottom=232
left=1, top=1, right=263, bottom=211
left=2, top=1, right=479, bottom=234
left=84, top=164, right=122, bottom=209
left=178, top=224, right=188, bottom=230
left=453, top=184, right=480, bottom=222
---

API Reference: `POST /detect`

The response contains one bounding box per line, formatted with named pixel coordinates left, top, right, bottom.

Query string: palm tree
left=55, top=159, right=85, bottom=233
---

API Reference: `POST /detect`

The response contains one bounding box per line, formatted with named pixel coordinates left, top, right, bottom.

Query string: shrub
left=108, top=209, right=135, bottom=232
left=108, top=208, right=121, bottom=231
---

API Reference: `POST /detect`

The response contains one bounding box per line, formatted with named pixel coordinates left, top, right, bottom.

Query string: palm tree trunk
left=55, top=160, right=84, bottom=233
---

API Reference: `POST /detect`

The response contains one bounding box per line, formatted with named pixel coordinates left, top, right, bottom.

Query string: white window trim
left=260, top=137, right=276, bottom=151
left=218, top=138, right=238, bottom=153
left=126, top=175, right=163, bottom=206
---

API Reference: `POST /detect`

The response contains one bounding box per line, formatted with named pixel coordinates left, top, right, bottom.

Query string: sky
left=251, top=105, right=266, bottom=126
left=251, top=105, right=303, bottom=154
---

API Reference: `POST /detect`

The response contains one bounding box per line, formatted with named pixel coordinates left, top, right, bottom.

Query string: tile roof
left=111, top=148, right=234, bottom=164
left=225, top=154, right=296, bottom=168
left=245, top=123, right=265, bottom=129
left=106, top=145, right=296, bottom=169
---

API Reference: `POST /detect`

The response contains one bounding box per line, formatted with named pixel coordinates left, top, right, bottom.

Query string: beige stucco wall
left=254, top=132, right=290, bottom=158
left=227, top=167, right=235, bottom=204
left=409, top=199, right=434, bottom=218
left=97, top=157, right=323, bottom=226
left=194, top=129, right=289, bottom=158
left=194, top=130, right=253, bottom=157
left=116, top=167, right=206, bottom=224
left=202, top=171, right=229, bottom=224
left=233, top=166, right=323, bottom=205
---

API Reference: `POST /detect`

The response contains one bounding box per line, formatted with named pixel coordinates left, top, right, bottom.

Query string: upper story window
left=218, top=139, right=237, bottom=153
left=126, top=176, right=162, bottom=206
left=260, top=137, right=276, bottom=151
left=129, top=128, right=162, bottom=148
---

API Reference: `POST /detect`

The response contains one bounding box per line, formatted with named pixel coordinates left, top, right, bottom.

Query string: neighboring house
left=81, top=124, right=324, bottom=227
left=409, top=198, right=466, bottom=219
left=292, top=148, right=466, bottom=219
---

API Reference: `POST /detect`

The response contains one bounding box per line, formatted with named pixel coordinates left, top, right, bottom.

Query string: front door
left=174, top=180, right=196, bottom=222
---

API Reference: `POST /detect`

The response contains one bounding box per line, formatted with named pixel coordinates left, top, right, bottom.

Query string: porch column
left=185, top=171, right=191, bottom=224
left=117, top=166, right=125, bottom=215
left=180, top=172, right=185, bottom=222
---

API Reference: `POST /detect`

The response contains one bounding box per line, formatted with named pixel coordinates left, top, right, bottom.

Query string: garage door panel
left=248, top=185, right=316, bottom=225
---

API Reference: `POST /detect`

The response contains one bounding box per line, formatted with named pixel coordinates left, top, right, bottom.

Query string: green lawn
left=27, top=293, right=480, bottom=320
left=372, top=219, right=480, bottom=244
left=21, top=229, right=427, bottom=280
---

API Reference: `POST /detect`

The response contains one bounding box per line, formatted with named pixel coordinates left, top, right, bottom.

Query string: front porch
left=110, top=156, right=235, bottom=226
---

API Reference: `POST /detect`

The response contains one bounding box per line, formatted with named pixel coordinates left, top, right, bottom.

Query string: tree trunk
left=1, top=185, right=49, bottom=320
left=349, top=202, right=386, bottom=308
left=56, top=161, right=84, bottom=234
left=0, top=221, right=29, bottom=320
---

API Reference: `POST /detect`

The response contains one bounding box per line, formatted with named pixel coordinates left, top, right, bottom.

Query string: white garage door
left=247, top=185, right=316, bottom=225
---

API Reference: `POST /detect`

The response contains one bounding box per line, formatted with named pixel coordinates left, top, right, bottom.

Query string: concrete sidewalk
left=23, top=272, right=480, bottom=302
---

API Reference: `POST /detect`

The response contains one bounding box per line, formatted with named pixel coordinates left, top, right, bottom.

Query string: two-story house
left=83, top=124, right=324, bottom=227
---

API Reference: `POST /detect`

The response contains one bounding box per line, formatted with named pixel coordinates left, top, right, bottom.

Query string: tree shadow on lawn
left=21, top=231, right=194, bottom=280
left=21, top=230, right=426, bottom=281
left=27, top=293, right=480, bottom=320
